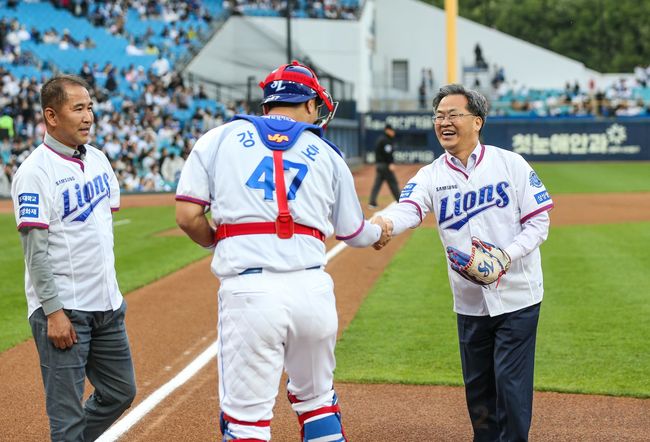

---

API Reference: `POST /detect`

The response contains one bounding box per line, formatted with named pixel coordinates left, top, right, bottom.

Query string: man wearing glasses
left=374, top=84, right=553, bottom=441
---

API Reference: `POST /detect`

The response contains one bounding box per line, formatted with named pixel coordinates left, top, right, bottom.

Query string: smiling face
left=44, top=83, right=93, bottom=148
left=434, top=94, right=483, bottom=159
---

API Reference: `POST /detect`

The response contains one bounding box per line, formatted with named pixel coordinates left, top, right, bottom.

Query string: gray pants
left=29, top=301, right=136, bottom=442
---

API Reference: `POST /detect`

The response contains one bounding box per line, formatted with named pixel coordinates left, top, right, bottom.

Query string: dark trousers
left=369, top=163, right=400, bottom=205
left=457, top=303, right=541, bottom=442
left=29, top=301, right=136, bottom=442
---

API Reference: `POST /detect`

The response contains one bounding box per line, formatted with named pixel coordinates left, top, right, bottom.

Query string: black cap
left=384, top=123, right=393, bottom=130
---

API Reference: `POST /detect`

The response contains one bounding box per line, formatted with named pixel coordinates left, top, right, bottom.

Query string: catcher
left=374, top=84, right=553, bottom=441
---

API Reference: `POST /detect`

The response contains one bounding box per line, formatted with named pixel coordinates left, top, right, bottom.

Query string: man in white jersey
left=175, top=61, right=385, bottom=442
left=11, top=75, right=136, bottom=441
left=376, top=84, right=553, bottom=441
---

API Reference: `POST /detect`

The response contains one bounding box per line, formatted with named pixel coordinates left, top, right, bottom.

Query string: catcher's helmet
left=259, top=61, right=338, bottom=127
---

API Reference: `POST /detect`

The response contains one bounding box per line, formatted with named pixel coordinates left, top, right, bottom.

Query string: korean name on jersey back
left=438, top=181, right=510, bottom=231
left=62, top=173, right=112, bottom=222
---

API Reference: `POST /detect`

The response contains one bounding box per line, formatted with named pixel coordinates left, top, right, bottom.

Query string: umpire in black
left=368, top=123, right=400, bottom=209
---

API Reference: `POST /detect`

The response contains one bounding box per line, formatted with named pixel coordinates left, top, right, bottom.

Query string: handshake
left=370, top=215, right=393, bottom=250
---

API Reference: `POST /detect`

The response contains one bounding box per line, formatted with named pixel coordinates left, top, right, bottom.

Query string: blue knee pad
left=289, top=389, right=347, bottom=442
left=302, top=411, right=346, bottom=442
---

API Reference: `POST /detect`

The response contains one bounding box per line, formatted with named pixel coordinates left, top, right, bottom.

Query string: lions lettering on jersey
left=62, top=173, right=112, bottom=222
left=437, top=182, right=511, bottom=231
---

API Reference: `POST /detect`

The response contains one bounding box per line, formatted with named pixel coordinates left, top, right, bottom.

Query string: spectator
left=0, top=108, right=15, bottom=155
left=161, top=150, right=185, bottom=184
left=142, top=163, right=167, bottom=191
left=474, top=43, right=487, bottom=69
left=81, top=36, right=96, bottom=49
left=79, top=62, right=95, bottom=88
left=28, top=26, right=41, bottom=44
left=0, top=159, right=10, bottom=197
left=418, top=80, right=426, bottom=110
left=151, top=53, right=171, bottom=77
left=105, top=68, right=118, bottom=92
left=126, top=38, right=145, bottom=56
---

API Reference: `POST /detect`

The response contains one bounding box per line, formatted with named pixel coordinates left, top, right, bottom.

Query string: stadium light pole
left=286, top=0, right=293, bottom=63
left=445, top=0, right=458, bottom=84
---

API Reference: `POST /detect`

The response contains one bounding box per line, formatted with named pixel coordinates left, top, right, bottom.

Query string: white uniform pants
left=217, top=268, right=338, bottom=440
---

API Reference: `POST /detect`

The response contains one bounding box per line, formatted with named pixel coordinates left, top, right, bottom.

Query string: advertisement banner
left=363, top=113, right=649, bottom=162
left=483, top=118, right=648, bottom=161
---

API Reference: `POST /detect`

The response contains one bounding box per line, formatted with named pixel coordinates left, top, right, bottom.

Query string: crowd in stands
left=0, top=0, right=365, bottom=197
left=53, top=0, right=215, bottom=27
left=224, top=0, right=361, bottom=20
left=489, top=72, right=650, bottom=118
left=0, top=0, right=648, bottom=198
left=0, top=62, right=254, bottom=197
left=0, top=0, right=241, bottom=197
left=468, top=44, right=650, bottom=118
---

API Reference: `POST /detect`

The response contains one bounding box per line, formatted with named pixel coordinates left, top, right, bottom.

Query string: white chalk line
left=98, top=238, right=363, bottom=439
left=98, top=203, right=395, bottom=440
left=113, top=219, right=131, bottom=227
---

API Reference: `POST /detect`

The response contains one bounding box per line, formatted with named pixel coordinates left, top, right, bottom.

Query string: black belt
left=238, top=265, right=321, bottom=275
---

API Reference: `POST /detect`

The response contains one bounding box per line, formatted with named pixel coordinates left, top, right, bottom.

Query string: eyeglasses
left=432, top=113, right=476, bottom=124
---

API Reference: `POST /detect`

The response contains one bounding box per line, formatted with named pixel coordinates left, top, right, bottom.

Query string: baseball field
left=0, top=162, right=649, bottom=441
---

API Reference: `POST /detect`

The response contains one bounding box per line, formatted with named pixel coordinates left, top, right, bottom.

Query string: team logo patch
left=534, top=190, right=551, bottom=204
left=19, top=206, right=39, bottom=218
left=477, top=260, right=494, bottom=276
left=18, top=193, right=39, bottom=205
left=529, top=171, right=543, bottom=188
left=400, top=183, right=417, bottom=199
left=268, top=133, right=289, bottom=143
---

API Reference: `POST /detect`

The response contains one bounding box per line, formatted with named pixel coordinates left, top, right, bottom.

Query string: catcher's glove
left=446, top=237, right=511, bottom=286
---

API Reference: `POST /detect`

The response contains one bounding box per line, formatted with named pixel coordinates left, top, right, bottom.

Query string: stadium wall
left=362, top=113, right=649, bottom=162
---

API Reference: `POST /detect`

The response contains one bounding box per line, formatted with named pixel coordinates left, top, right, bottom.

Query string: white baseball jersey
left=176, top=115, right=379, bottom=277
left=385, top=143, right=553, bottom=317
left=176, top=114, right=377, bottom=440
left=11, top=135, right=122, bottom=317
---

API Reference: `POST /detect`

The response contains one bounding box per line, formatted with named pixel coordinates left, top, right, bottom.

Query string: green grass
left=335, top=224, right=650, bottom=397
left=0, top=206, right=209, bottom=352
left=531, top=162, right=650, bottom=194
left=334, top=230, right=462, bottom=386
left=0, top=215, right=28, bottom=351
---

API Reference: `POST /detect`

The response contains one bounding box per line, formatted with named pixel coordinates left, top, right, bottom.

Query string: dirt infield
left=1, top=164, right=649, bottom=441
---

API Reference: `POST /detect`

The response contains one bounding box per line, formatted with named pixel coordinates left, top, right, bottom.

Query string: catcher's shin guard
left=219, top=411, right=270, bottom=441
left=288, top=391, right=348, bottom=442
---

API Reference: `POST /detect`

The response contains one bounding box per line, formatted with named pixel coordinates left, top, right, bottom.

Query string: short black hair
left=40, top=74, right=90, bottom=112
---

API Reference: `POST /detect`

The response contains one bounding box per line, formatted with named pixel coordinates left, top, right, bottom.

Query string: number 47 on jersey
left=245, top=156, right=308, bottom=201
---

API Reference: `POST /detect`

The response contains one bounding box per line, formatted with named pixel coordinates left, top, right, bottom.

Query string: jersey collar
left=43, top=133, right=86, bottom=171
left=444, top=143, right=485, bottom=179
left=263, top=114, right=296, bottom=122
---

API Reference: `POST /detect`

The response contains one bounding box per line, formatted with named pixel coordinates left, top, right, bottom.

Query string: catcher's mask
left=259, top=61, right=338, bottom=127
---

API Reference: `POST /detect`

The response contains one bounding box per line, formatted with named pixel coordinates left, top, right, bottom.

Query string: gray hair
left=432, top=84, right=488, bottom=130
